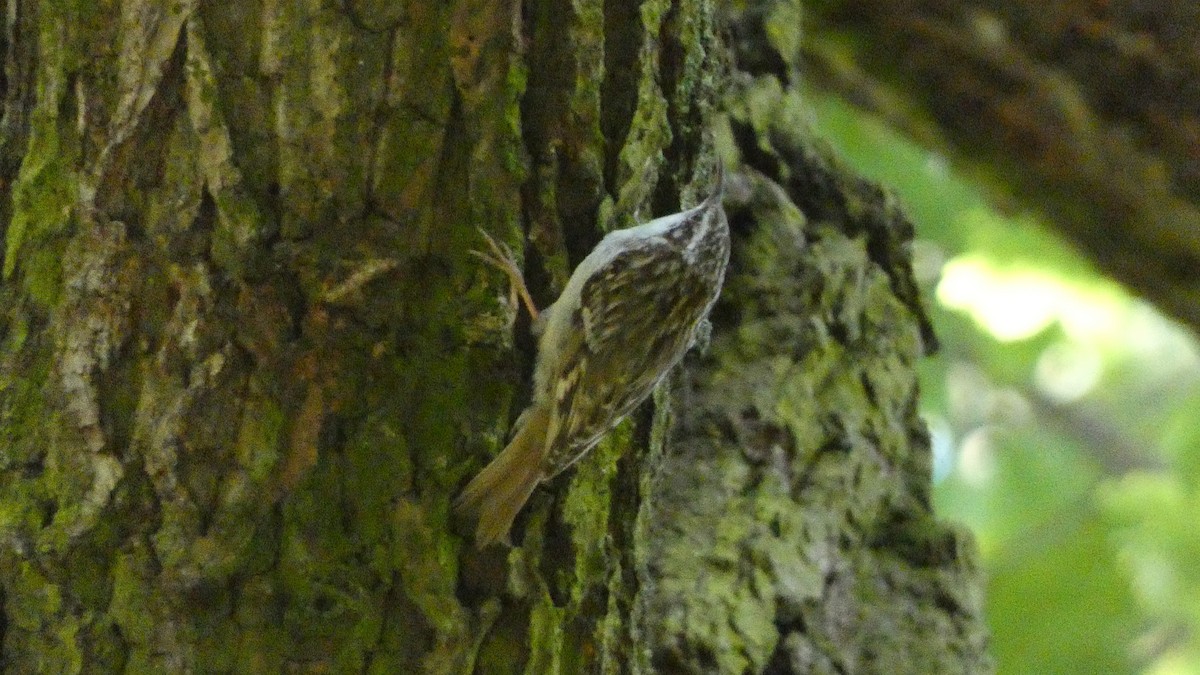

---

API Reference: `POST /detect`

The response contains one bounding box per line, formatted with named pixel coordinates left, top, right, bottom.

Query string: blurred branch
left=806, top=1, right=1200, bottom=335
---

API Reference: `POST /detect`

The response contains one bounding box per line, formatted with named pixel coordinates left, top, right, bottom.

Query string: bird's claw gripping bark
left=471, top=228, right=540, bottom=321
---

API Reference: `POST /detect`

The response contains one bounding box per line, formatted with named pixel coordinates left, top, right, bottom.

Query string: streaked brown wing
left=543, top=238, right=711, bottom=476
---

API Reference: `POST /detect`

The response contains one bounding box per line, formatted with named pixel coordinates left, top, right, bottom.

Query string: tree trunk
left=0, top=0, right=988, bottom=672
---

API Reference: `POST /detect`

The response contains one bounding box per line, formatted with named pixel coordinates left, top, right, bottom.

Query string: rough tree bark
left=0, top=0, right=988, bottom=672
left=806, top=0, right=1200, bottom=334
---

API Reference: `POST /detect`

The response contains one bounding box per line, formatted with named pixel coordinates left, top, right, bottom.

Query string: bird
left=457, top=166, right=730, bottom=547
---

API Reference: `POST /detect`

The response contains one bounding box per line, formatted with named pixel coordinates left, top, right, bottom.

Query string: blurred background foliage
left=807, top=91, right=1200, bottom=674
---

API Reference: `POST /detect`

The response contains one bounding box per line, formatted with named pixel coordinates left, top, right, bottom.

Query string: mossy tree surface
left=0, top=0, right=987, bottom=672
left=642, top=2, right=990, bottom=672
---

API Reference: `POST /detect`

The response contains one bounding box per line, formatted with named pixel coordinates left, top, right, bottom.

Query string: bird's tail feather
left=455, top=404, right=550, bottom=547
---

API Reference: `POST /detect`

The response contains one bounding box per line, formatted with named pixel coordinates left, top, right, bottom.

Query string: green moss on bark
left=3, top=15, right=78, bottom=302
